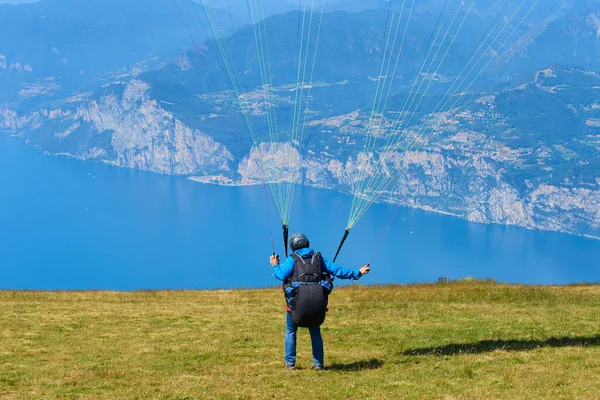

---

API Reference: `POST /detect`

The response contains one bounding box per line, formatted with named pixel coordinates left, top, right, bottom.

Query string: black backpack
left=283, top=252, right=332, bottom=328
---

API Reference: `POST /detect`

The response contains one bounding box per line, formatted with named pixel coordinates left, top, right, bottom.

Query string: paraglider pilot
left=270, top=233, right=370, bottom=370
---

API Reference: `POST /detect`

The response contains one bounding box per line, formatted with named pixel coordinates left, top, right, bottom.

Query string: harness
left=282, top=252, right=332, bottom=328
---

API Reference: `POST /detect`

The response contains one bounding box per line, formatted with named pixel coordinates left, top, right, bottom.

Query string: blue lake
left=1, top=134, right=599, bottom=290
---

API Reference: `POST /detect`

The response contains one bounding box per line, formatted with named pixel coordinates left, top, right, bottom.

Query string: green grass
left=1, top=281, right=600, bottom=399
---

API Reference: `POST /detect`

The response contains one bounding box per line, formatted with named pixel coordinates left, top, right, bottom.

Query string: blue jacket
left=272, top=247, right=362, bottom=282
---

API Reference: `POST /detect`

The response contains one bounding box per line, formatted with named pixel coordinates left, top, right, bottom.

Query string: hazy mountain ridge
left=1, top=1, right=600, bottom=238
left=0, top=0, right=245, bottom=106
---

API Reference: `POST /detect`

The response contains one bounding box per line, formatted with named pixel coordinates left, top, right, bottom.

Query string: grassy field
left=1, top=281, right=600, bottom=399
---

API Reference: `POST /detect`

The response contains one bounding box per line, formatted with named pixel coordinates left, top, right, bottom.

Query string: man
left=270, top=232, right=371, bottom=370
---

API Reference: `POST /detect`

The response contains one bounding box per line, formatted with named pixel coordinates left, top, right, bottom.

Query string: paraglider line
left=351, top=0, right=455, bottom=227
left=170, top=0, right=278, bottom=242
left=348, top=0, right=540, bottom=228
left=287, top=0, right=326, bottom=223
left=194, top=0, right=288, bottom=221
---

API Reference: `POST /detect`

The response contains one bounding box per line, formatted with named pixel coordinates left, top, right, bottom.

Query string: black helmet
left=289, top=233, right=310, bottom=251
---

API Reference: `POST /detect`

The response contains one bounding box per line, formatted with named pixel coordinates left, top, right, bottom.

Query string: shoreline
left=3, top=133, right=600, bottom=242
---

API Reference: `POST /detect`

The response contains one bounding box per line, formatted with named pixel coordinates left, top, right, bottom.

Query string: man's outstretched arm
left=270, top=254, right=295, bottom=281
left=322, top=256, right=370, bottom=280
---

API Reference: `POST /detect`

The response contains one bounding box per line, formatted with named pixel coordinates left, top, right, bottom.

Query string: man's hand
left=270, top=254, right=280, bottom=267
left=359, top=264, right=371, bottom=276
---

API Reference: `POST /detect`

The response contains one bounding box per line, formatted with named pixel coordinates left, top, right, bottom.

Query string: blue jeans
left=285, top=312, right=324, bottom=367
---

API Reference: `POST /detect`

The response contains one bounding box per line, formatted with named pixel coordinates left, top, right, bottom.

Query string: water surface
left=1, top=134, right=599, bottom=290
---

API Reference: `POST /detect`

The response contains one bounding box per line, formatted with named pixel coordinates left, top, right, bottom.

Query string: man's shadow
left=401, top=335, right=600, bottom=356
left=327, top=358, right=384, bottom=371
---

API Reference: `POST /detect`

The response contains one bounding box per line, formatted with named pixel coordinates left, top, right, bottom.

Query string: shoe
left=285, top=363, right=296, bottom=370
left=312, top=364, right=324, bottom=371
